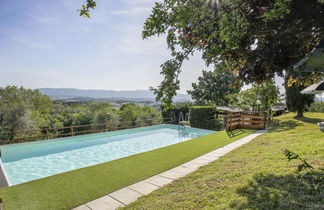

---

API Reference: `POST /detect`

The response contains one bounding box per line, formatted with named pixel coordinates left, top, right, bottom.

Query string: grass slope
left=123, top=113, right=324, bottom=209
left=0, top=128, right=253, bottom=210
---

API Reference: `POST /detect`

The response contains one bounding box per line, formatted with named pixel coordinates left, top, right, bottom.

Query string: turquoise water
left=0, top=125, right=213, bottom=186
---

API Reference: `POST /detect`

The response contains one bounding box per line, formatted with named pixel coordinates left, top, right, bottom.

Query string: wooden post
left=71, top=126, right=74, bottom=136
left=0, top=197, right=3, bottom=210
left=45, top=128, right=49, bottom=139
left=228, top=113, right=230, bottom=131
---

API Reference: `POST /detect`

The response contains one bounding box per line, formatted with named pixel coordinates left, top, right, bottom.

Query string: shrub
left=308, top=102, right=324, bottom=113
left=189, top=106, right=223, bottom=130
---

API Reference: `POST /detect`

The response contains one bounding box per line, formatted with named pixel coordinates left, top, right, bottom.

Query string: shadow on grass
left=293, top=116, right=324, bottom=125
left=227, top=129, right=245, bottom=138
left=231, top=173, right=324, bottom=210
left=269, top=119, right=303, bottom=133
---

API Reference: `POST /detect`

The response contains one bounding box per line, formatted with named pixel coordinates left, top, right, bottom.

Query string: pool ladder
left=178, top=124, right=186, bottom=131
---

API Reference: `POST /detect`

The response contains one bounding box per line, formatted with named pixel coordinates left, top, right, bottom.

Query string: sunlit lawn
left=123, top=113, right=324, bottom=209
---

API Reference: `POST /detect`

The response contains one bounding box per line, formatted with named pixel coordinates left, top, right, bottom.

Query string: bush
left=308, top=102, right=324, bottom=113
left=189, top=106, right=223, bottom=130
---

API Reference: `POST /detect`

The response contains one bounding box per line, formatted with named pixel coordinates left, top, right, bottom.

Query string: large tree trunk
left=297, top=108, right=304, bottom=117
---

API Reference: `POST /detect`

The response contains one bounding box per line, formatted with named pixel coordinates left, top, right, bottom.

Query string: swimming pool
left=0, top=125, right=213, bottom=186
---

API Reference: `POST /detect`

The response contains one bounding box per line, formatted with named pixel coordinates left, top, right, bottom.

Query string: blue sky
left=0, top=0, right=212, bottom=93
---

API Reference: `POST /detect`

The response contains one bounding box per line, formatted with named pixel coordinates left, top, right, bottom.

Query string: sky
left=0, top=0, right=215, bottom=94
left=0, top=0, right=288, bottom=94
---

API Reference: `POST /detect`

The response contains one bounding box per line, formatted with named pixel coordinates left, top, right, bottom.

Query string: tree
left=137, top=106, right=162, bottom=126
left=285, top=69, right=315, bottom=117
left=119, top=103, right=140, bottom=126
left=119, top=103, right=162, bottom=126
left=143, top=0, right=324, bottom=106
left=253, top=81, right=282, bottom=111
left=0, top=86, right=54, bottom=140
left=188, top=65, right=241, bottom=106
left=228, top=80, right=280, bottom=111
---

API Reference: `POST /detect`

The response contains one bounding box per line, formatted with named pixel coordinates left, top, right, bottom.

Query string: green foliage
left=0, top=86, right=53, bottom=139
left=119, top=103, right=162, bottom=126
left=79, top=0, right=96, bottom=18
left=308, top=102, right=324, bottom=113
left=143, top=0, right=324, bottom=106
left=189, top=106, right=223, bottom=130
left=0, top=86, right=162, bottom=142
left=285, top=69, right=315, bottom=117
left=228, top=80, right=280, bottom=111
left=284, top=149, right=323, bottom=194
left=188, top=65, right=241, bottom=106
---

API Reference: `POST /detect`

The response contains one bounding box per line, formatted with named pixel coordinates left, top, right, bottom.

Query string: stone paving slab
left=180, top=162, right=202, bottom=170
left=109, top=187, right=142, bottom=205
left=128, top=181, right=160, bottom=195
left=71, top=204, right=91, bottom=210
left=171, top=166, right=196, bottom=175
left=159, top=169, right=186, bottom=180
left=190, top=158, right=213, bottom=166
left=144, top=175, right=174, bottom=187
left=72, top=130, right=267, bottom=210
left=196, top=155, right=217, bottom=161
left=86, top=195, right=124, bottom=210
left=201, top=153, right=222, bottom=159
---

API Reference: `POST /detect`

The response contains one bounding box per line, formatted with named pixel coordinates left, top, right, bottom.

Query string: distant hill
left=38, top=88, right=192, bottom=102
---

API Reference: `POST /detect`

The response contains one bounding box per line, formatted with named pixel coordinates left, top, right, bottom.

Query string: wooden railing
left=0, top=118, right=172, bottom=145
left=225, top=110, right=271, bottom=132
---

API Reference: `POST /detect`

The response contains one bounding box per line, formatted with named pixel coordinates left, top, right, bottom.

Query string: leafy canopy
left=227, top=80, right=281, bottom=111
left=0, top=86, right=162, bottom=142
left=285, top=69, right=316, bottom=117
left=143, top=0, right=324, bottom=106
left=0, top=86, right=53, bottom=139
left=188, top=64, right=241, bottom=106
left=79, top=0, right=96, bottom=18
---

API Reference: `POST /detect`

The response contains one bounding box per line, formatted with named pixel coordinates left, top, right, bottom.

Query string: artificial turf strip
left=123, top=113, right=324, bottom=209
left=0, top=129, right=254, bottom=210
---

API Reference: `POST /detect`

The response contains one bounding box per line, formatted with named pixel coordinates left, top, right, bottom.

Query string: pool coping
left=0, top=160, right=10, bottom=187
left=0, top=124, right=212, bottom=149
left=72, top=130, right=268, bottom=210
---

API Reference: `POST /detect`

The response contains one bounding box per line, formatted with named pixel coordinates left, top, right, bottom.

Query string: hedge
left=308, top=102, right=324, bottom=113
left=189, top=106, right=223, bottom=130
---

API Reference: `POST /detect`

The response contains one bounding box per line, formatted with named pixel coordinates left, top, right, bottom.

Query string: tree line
left=0, top=86, right=162, bottom=142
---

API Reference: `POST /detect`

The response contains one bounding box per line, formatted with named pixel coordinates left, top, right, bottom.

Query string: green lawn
left=0, top=127, right=254, bottom=210
left=123, top=113, right=324, bottom=209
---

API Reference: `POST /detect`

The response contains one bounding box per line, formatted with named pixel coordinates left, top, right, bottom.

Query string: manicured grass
left=0, top=128, right=254, bottom=210
left=123, top=113, right=324, bottom=209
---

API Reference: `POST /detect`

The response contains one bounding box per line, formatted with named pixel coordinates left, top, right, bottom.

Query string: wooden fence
left=225, top=110, right=271, bottom=132
left=0, top=118, right=172, bottom=145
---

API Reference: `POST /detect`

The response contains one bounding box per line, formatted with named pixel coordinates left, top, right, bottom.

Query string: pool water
left=0, top=125, right=213, bottom=186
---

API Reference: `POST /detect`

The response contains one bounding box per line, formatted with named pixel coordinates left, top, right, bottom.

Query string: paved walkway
left=72, top=130, right=267, bottom=210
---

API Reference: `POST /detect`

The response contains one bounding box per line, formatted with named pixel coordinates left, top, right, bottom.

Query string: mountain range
left=38, top=88, right=192, bottom=102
